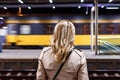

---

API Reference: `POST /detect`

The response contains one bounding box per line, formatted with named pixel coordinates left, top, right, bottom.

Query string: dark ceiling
left=0, top=0, right=120, bottom=4
left=0, top=0, right=120, bottom=15
left=0, top=0, right=120, bottom=5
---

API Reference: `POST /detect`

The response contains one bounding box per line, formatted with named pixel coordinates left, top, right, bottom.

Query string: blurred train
left=1, top=14, right=120, bottom=49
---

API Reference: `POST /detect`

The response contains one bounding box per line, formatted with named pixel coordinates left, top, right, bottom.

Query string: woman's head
left=51, top=20, right=75, bottom=62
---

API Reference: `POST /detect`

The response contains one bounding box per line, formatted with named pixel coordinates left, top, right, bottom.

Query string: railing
left=0, top=69, right=36, bottom=80
left=89, top=70, right=120, bottom=80
left=0, top=69, right=120, bottom=80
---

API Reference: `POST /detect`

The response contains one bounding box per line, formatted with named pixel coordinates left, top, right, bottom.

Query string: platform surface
left=0, top=49, right=120, bottom=59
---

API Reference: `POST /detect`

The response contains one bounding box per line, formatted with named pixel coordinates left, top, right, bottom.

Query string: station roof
left=0, top=0, right=120, bottom=15
left=0, top=0, right=120, bottom=7
left=0, top=0, right=120, bottom=4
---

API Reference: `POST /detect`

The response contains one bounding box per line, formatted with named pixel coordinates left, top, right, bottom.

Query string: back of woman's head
left=51, top=20, right=75, bottom=62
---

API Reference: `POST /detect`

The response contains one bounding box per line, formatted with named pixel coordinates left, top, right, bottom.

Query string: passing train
left=1, top=14, right=120, bottom=49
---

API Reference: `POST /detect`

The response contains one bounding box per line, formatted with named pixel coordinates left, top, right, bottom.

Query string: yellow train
left=4, top=14, right=120, bottom=48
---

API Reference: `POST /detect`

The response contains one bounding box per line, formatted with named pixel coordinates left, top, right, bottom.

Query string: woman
left=36, top=20, right=89, bottom=80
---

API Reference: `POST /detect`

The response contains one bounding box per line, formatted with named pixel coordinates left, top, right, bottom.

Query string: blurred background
left=0, top=0, right=120, bottom=80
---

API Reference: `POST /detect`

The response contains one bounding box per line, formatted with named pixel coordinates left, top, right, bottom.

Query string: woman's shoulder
left=39, top=46, right=51, bottom=59
left=42, top=46, right=51, bottom=52
left=73, top=49, right=87, bottom=64
left=73, top=48, right=85, bottom=57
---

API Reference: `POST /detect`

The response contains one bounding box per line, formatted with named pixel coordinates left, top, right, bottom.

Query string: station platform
left=0, top=49, right=120, bottom=70
left=0, top=49, right=120, bottom=59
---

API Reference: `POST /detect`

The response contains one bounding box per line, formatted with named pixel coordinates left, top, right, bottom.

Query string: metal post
left=0, top=37, right=2, bottom=53
left=94, top=0, right=98, bottom=55
left=90, top=7, right=94, bottom=51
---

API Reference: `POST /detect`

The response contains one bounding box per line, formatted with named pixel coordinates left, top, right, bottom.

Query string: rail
left=0, top=69, right=120, bottom=80
left=89, top=70, right=120, bottom=80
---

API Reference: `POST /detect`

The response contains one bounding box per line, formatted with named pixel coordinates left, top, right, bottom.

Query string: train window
left=45, top=25, right=53, bottom=34
left=20, top=25, right=31, bottom=34
left=75, top=24, right=81, bottom=34
left=98, top=23, right=120, bottom=34
left=98, top=24, right=103, bottom=34
left=105, top=24, right=115, bottom=34
left=0, top=26, right=8, bottom=36
left=7, top=24, right=17, bottom=35
left=81, top=24, right=90, bottom=34
left=118, top=25, right=120, bottom=34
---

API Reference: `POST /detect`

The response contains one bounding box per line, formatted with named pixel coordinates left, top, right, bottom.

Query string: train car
left=4, top=14, right=90, bottom=48
left=3, top=14, right=120, bottom=49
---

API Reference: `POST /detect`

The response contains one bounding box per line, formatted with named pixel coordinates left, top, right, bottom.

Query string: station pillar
left=0, top=36, right=2, bottom=53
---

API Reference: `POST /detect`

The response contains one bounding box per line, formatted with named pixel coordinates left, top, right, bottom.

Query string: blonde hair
left=51, top=20, right=75, bottom=62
